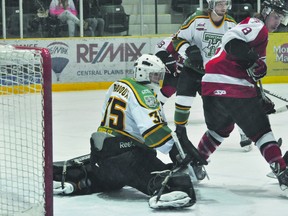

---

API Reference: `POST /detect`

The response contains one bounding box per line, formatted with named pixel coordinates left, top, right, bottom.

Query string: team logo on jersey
left=214, top=90, right=226, bottom=95
left=196, top=23, right=206, bottom=31
left=142, top=89, right=151, bottom=94
left=202, top=33, right=223, bottom=58
left=144, top=95, right=158, bottom=108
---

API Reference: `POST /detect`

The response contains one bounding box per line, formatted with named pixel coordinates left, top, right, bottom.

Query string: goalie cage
left=0, top=44, right=53, bottom=216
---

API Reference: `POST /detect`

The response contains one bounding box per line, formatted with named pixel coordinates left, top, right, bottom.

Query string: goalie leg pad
left=53, top=154, right=93, bottom=195
left=147, top=170, right=196, bottom=204
left=149, top=191, right=192, bottom=209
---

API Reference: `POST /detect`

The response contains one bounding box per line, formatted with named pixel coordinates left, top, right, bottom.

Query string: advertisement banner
left=266, top=33, right=288, bottom=76
left=3, top=33, right=288, bottom=89
left=3, top=37, right=163, bottom=85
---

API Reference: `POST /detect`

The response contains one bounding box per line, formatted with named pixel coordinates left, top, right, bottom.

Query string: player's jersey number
left=101, top=97, right=164, bottom=130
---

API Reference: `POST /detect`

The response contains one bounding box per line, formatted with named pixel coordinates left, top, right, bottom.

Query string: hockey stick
left=262, top=88, right=288, bottom=103
left=274, top=105, right=288, bottom=114
left=174, top=126, right=208, bottom=166
left=172, top=132, right=200, bottom=183
left=259, top=81, right=288, bottom=114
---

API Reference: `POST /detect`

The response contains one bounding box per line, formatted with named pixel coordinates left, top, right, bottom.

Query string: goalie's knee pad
left=147, top=170, right=196, bottom=202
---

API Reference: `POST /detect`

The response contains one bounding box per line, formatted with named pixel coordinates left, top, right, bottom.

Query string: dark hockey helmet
left=262, top=0, right=288, bottom=16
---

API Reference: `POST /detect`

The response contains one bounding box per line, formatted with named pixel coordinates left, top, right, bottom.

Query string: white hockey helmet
left=133, top=54, right=166, bottom=85
left=206, top=0, right=232, bottom=10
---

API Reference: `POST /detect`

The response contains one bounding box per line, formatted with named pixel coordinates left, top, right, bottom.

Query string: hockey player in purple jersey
left=198, top=0, right=288, bottom=191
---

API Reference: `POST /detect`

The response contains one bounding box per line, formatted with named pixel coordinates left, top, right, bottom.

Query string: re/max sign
left=77, top=42, right=146, bottom=64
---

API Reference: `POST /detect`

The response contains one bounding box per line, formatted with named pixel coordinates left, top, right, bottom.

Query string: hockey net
left=0, top=44, right=53, bottom=216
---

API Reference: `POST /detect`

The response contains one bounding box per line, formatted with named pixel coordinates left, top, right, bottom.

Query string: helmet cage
left=133, top=54, right=165, bottom=85
left=207, top=0, right=232, bottom=11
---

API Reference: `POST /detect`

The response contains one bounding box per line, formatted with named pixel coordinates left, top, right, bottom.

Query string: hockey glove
left=185, top=45, right=204, bottom=74
left=169, top=143, right=184, bottom=165
left=246, top=59, right=267, bottom=82
left=174, top=56, right=184, bottom=77
left=262, top=94, right=276, bottom=114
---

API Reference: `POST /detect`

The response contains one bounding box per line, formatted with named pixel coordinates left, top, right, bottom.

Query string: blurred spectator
left=49, top=0, right=88, bottom=36
left=75, top=0, right=105, bottom=36
left=98, top=0, right=122, bottom=5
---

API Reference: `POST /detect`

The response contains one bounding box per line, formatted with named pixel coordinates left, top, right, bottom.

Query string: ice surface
left=53, top=84, right=288, bottom=216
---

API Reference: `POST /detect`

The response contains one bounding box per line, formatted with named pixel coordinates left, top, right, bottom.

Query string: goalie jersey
left=98, top=78, right=174, bottom=153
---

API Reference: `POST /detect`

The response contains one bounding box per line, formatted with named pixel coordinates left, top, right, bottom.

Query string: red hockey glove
left=174, top=56, right=184, bottom=77
left=246, top=59, right=267, bottom=82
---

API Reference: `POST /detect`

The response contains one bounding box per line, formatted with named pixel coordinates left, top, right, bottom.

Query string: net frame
left=0, top=44, right=53, bottom=216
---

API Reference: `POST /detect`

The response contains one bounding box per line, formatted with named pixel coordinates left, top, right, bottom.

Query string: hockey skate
left=240, top=134, right=253, bottom=152
left=191, top=162, right=207, bottom=181
left=270, top=160, right=288, bottom=191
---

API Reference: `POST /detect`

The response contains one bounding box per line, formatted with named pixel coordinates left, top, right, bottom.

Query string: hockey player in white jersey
left=170, top=0, right=254, bottom=152
left=198, top=0, right=288, bottom=191
left=53, top=54, right=208, bottom=209
left=154, top=35, right=182, bottom=105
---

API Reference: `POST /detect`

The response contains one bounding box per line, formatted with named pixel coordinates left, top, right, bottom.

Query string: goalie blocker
left=53, top=132, right=197, bottom=209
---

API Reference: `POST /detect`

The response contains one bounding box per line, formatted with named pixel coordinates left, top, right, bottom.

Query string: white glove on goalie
left=148, top=191, right=192, bottom=209
left=53, top=181, right=75, bottom=195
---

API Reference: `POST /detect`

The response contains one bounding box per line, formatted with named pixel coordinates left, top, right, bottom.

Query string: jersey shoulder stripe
left=119, top=78, right=160, bottom=110
left=181, top=10, right=209, bottom=30
left=142, top=123, right=172, bottom=148
left=225, top=14, right=237, bottom=24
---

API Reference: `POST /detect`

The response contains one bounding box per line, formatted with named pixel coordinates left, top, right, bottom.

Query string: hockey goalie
left=53, top=54, right=207, bottom=209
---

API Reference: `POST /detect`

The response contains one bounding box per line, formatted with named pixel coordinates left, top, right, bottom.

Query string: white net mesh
left=0, top=45, right=46, bottom=215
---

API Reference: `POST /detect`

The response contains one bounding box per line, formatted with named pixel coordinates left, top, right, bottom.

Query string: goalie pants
left=90, top=147, right=172, bottom=195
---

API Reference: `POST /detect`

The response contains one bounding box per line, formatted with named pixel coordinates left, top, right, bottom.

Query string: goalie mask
left=262, top=0, right=288, bottom=26
left=133, top=54, right=166, bottom=91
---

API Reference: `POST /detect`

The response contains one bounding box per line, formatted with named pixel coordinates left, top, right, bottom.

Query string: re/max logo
left=77, top=42, right=146, bottom=64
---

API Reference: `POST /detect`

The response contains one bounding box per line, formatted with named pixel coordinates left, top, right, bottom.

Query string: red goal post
left=0, top=44, right=53, bottom=216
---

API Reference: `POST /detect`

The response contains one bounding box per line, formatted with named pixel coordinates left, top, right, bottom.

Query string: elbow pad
left=225, top=39, right=259, bottom=69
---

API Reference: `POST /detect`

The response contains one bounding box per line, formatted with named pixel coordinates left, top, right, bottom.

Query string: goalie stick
left=155, top=155, right=193, bottom=203
left=155, top=129, right=208, bottom=203
left=172, top=132, right=208, bottom=182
